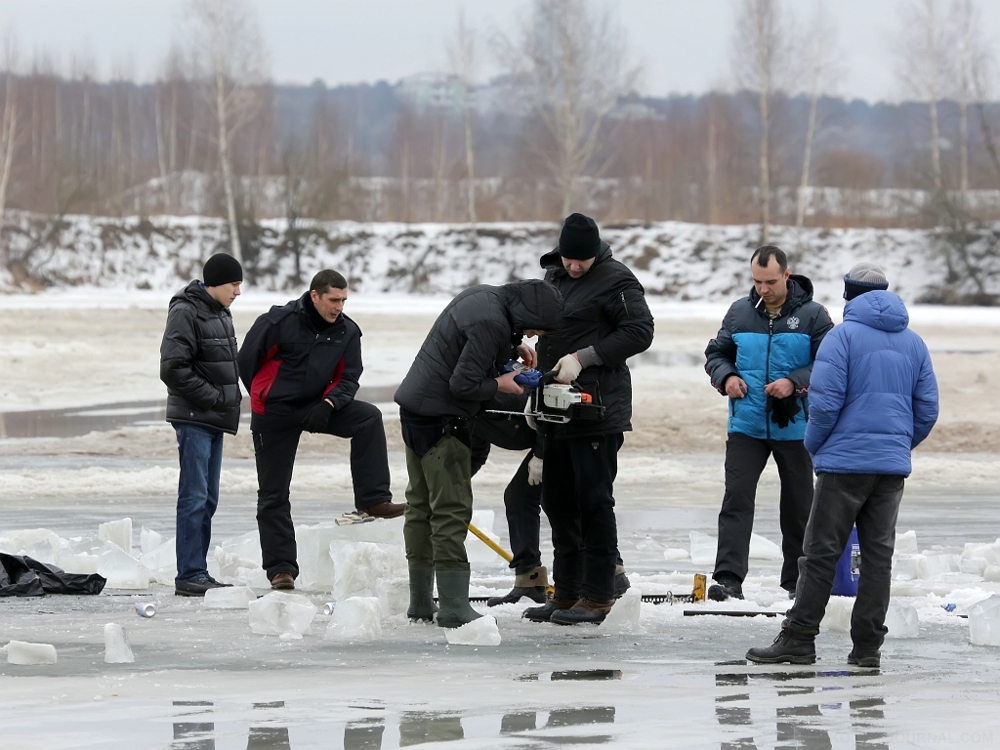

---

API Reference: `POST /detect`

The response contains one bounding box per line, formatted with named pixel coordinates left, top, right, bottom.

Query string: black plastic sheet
left=0, top=553, right=107, bottom=597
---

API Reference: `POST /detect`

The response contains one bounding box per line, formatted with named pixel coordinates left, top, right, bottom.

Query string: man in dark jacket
left=237, top=269, right=402, bottom=591
left=747, top=263, right=939, bottom=667
left=160, top=252, right=243, bottom=597
left=523, top=213, right=654, bottom=626
left=395, top=279, right=563, bottom=628
left=704, top=245, right=833, bottom=602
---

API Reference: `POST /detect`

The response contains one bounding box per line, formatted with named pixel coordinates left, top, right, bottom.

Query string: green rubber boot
left=435, top=569, right=483, bottom=628
left=407, top=567, right=438, bottom=622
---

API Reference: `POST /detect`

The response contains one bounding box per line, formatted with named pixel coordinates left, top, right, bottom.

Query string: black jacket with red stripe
left=237, top=293, right=362, bottom=432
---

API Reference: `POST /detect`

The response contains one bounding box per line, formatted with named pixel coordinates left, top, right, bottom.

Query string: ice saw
left=491, top=360, right=605, bottom=424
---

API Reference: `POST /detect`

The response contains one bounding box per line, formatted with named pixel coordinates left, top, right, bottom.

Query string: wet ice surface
left=2, top=470, right=1000, bottom=749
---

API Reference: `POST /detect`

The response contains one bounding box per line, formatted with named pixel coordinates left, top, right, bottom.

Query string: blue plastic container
left=831, top=527, right=860, bottom=596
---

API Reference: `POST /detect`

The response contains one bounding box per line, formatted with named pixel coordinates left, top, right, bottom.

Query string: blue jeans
left=174, top=423, right=224, bottom=583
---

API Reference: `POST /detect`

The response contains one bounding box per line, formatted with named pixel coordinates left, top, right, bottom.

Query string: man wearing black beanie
left=160, top=253, right=243, bottom=596
left=524, top=213, right=654, bottom=625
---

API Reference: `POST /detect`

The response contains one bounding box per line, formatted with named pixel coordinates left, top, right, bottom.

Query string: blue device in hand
left=501, top=359, right=543, bottom=388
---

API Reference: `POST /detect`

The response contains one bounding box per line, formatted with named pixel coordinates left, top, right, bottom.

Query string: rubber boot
left=407, top=567, right=437, bottom=622
left=435, top=569, right=483, bottom=628
left=746, top=627, right=816, bottom=665
left=487, top=566, right=549, bottom=606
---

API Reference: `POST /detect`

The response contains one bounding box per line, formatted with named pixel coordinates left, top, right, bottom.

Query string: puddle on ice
left=518, top=668, right=623, bottom=682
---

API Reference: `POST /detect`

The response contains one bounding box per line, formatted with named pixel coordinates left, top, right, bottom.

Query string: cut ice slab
left=325, top=596, right=382, bottom=642
left=466, top=510, right=505, bottom=564
left=203, top=585, right=257, bottom=609
left=331, top=540, right=406, bottom=600
left=968, top=594, right=1000, bottom=647
left=6, top=641, right=57, bottom=665
left=749, top=533, right=782, bottom=560
left=885, top=600, right=920, bottom=639
left=689, top=531, right=717, bottom=567
left=600, top=590, right=642, bottom=633
left=444, top=615, right=501, bottom=647
left=97, top=542, right=149, bottom=589
left=98, top=518, right=133, bottom=555
left=821, top=595, right=854, bottom=633
left=103, top=623, right=135, bottom=663
left=248, top=591, right=317, bottom=638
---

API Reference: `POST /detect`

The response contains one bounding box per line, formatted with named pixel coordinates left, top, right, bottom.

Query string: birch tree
left=447, top=11, right=479, bottom=234
left=0, top=32, right=20, bottom=265
left=796, top=0, right=840, bottom=229
left=731, top=0, right=793, bottom=244
left=498, top=0, right=638, bottom=216
left=186, top=0, right=268, bottom=263
left=896, top=0, right=947, bottom=193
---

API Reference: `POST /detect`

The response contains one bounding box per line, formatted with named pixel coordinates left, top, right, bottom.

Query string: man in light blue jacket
left=746, top=262, right=939, bottom=668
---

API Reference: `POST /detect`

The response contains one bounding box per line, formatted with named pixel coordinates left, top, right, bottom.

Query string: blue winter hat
left=844, top=262, right=888, bottom=301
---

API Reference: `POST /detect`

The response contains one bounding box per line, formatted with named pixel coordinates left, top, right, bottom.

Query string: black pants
left=542, top=433, right=623, bottom=602
left=715, top=433, right=813, bottom=591
left=253, top=399, right=392, bottom=580
left=786, top=473, right=904, bottom=651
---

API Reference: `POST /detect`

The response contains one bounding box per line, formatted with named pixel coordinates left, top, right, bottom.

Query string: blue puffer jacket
left=705, top=275, right=833, bottom=441
left=805, top=291, right=939, bottom=476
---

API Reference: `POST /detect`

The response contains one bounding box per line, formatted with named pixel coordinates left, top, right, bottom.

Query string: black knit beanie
left=558, top=213, right=601, bottom=260
left=843, top=262, right=888, bottom=301
left=203, top=253, right=243, bottom=287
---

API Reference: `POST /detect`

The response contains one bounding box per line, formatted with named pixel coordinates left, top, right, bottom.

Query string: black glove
left=304, top=400, right=333, bottom=432
left=766, top=394, right=801, bottom=430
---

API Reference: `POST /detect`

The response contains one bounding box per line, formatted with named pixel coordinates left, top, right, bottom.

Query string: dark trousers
left=542, top=434, right=623, bottom=602
left=786, top=473, right=904, bottom=651
left=715, top=432, right=813, bottom=590
left=503, top=451, right=543, bottom=574
left=252, top=399, right=392, bottom=580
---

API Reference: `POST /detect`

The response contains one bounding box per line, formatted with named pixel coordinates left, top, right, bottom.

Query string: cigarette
left=755, top=296, right=763, bottom=309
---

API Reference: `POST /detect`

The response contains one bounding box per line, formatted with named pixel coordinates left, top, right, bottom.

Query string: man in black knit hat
left=238, top=269, right=402, bottom=591
left=160, top=252, right=243, bottom=596
left=524, top=213, right=654, bottom=625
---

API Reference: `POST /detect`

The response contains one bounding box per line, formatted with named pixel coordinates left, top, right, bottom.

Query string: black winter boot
left=407, top=567, right=437, bottom=622
left=613, top=565, right=631, bottom=599
left=435, top=569, right=483, bottom=628
left=746, top=627, right=816, bottom=665
left=487, top=566, right=549, bottom=606
left=847, top=648, right=881, bottom=668
left=550, top=597, right=615, bottom=625
left=523, top=596, right=577, bottom=623
left=708, top=573, right=744, bottom=602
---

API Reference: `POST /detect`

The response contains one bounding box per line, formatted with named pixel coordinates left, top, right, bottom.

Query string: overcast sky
left=2, top=0, right=1000, bottom=103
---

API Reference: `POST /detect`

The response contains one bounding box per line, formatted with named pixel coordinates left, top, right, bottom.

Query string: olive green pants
left=402, top=436, right=474, bottom=571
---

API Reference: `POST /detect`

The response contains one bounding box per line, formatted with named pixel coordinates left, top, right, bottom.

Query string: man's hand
left=304, top=399, right=334, bottom=432
left=725, top=376, right=749, bottom=399
left=495, top=370, right=524, bottom=395
left=764, top=377, right=795, bottom=398
left=527, top=456, right=543, bottom=486
left=553, top=353, right=582, bottom=384
left=516, top=342, right=538, bottom=368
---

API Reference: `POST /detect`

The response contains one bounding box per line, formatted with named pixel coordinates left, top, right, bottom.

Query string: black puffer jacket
left=394, top=279, right=563, bottom=418
left=537, top=242, right=654, bottom=437
left=237, top=294, right=363, bottom=432
left=160, top=281, right=241, bottom=434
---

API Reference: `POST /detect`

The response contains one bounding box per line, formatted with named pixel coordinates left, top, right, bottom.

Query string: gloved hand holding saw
left=553, top=353, right=582, bottom=384
left=527, top=456, right=543, bottom=486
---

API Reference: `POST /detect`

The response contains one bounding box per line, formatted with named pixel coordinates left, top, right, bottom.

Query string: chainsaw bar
left=464, top=593, right=694, bottom=605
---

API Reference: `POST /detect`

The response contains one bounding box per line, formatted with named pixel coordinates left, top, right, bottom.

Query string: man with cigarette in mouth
left=704, top=246, right=833, bottom=603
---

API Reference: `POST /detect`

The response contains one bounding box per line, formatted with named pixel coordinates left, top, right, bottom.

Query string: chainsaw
left=491, top=360, right=605, bottom=425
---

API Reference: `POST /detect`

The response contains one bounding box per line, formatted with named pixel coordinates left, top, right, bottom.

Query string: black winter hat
left=557, top=213, right=601, bottom=260
left=843, top=261, right=888, bottom=301
left=203, top=253, right=243, bottom=287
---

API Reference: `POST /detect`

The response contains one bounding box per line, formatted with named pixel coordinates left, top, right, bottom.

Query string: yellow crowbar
left=467, top=522, right=513, bottom=562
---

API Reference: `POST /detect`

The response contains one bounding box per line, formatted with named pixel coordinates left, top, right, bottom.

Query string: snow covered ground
left=1, top=290, right=999, bottom=749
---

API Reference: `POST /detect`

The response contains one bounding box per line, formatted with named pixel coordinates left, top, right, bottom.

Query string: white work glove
left=553, top=353, right=582, bottom=384
left=527, top=456, right=544, bottom=486
left=523, top=393, right=538, bottom=432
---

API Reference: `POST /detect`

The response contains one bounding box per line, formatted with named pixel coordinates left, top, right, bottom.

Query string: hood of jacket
left=169, top=280, right=224, bottom=315
left=502, top=278, right=564, bottom=333
left=843, top=290, right=908, bottom=332
left=747, top=273, right=815, bottom=313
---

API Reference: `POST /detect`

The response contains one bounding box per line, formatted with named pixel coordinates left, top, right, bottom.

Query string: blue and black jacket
left=705, top=275, right=833, bottom=441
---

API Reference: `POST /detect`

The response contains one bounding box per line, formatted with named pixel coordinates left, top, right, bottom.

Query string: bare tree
left=950, top=0, right=992, bottom=198
left=186, top=0, right=268, bottom=262
left=0, top=31, right=20, bottom=264
left=447, top=10, right=479, bottom=233
left=497, top=0, right=639, bottom=216
left=796, top=0, right=840, bottom=229
left=896, top=0, right=947, bottom=193
left=731, top=0, right=793, bottom=244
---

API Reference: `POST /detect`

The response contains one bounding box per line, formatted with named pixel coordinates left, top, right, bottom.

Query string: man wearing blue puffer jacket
left=705, top=246, right=834, bottom=601
left=746, top=262, right=939, bottom=667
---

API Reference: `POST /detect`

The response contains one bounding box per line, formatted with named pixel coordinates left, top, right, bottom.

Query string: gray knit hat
left=844, top=262, right=889, bottom=301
